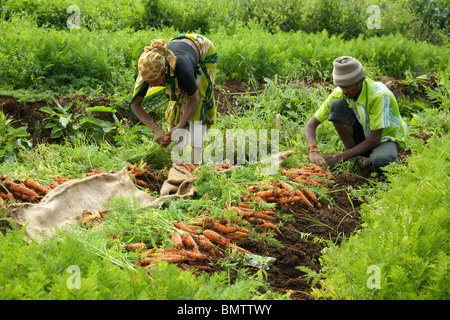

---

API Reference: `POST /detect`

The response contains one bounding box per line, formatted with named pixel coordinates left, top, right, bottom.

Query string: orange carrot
left=259, top=222, right=282, bottom=235
left=170, top=231, right=184, bottom=249
left=309, top=164, right=324, bottom=172
left=279, top=180, right=293, bottom=191
left=0, top=174, right=7, bottom=180
left=142, top=254, right=188, bottom=264
left=134, top=170, right=148, bottom=177
left=295, top=190, right=314, bottom=208
left=174, top=221, right=197, bottom=234
left=197, top=235, right=224, bottom=257
left=164, top=248, right=210, bottom=262
left=124, top=243, right=147, bottom=252
left=177, top=162, right=192, bottom=172
left=247, top=186, right=258, bottom=193
left=231, top=245, right=252, bottom=254
left=133, top=177, right=148, bottom=187
left=54, top=175, right=69, bottom=184
left=182, top=233, right=200, bottom=253
left=47, top=181, right=59, bottom=189
left=208, top=220, right=240, bottom=234
left=3, top=180, right=41, bottom=198
left=246, top=216, right=269, bottom=225
left=277, top=196, right=301, bottom=205
left=0, top=191, right=7, bottom=200
left=0, top=197, right=4, bottom=206
left=182, top=264, right=212, bottom=271
left=23, top=179, right=49, bottom=195
left=304, top=189, right=321, bottom=207
left=255, top=212, right=275, bottom=220
left=256, top=190, right=274, bottom=198
left=141, top=247, right=158, bottom=256
left=203, top=229, right=230, bottom=247
left=187, top=163, right=197, bottom=173
left=6, top=193, right=14, bottom=201
left=98, top=209, right=107, bottom=219
left=239, top=202, right=250, bottom=208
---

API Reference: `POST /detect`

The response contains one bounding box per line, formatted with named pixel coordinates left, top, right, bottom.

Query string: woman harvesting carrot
left=129, top=34, right=218, bottom=165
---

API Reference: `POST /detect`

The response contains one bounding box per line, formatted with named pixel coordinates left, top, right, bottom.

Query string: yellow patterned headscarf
left=138, top=39, right=177, bottom=83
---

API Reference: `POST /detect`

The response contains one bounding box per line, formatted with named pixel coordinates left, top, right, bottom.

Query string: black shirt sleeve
left=175, top=55, right=198, bottom=96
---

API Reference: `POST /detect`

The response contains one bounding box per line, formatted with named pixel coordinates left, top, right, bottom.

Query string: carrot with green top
left=295, top=190, right=314, bottom=208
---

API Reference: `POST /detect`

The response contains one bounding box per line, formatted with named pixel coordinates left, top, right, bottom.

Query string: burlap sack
left=6, top=164, right=198, bottom=241
left=159, top=163, right=196, bottom=199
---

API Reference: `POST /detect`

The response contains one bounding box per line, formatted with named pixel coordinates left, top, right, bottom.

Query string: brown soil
left=240, top=173, right=368, bottom=300
left=0, top=79, right=409, bottom=300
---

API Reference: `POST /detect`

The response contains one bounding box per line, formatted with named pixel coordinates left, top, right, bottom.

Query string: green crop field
left=0, top=0, right=448, bottom=304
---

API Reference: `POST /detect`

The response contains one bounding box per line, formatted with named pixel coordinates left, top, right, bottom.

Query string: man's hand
left=323, top=155, right=338, bottom=169
left=309, top=151, right=327, bottom=169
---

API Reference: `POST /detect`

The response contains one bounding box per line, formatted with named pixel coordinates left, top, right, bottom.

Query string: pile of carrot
left=174, top=162, right=198, bottom=174
left=132, top=215, right=257, bottom=271
left=0, top=162, right=160, bottom=207
left=0, top=175, right=48, bottom=205
left=281, top=164, right=335, bottom=187
left=244, top=179, right=321, bottom=209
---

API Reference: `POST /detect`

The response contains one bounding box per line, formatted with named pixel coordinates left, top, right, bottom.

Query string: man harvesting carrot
left=304, top=56, right=407, bottom=174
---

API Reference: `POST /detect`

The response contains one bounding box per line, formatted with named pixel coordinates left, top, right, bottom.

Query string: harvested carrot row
left=203, top=229, right=230, bottom=247
left=203, top=218, right=240, bottom=234
left=197, top=235, right=224, bottom=258
left=295, top=190, right=314, bottom=208
left=164, top=248, right=210, bottom=262
left=180, top=263, right=212, bottom=271
left=258, top=222, right=282, bottom=235
left=2, top=180, right=41, bottom=199
left=279, top=180, right=293, bottom=191
left=23, top=179, right=49, bottom=195
left=170, top=231, right=184, bottom=249
left=256, top=190, right=274, bottom=198
left=47, top=181, right=59, bottom=189
left=182, top=233, right=200, bottom=253
left=303, top=189, right=321, bottom=208
left=174, top=221, right=198, bottom=234
left=133, top=177, right=148, bottom=187
left=54, top=175, right=69, bottom=184
left=124, top=243, right=147, bottom=252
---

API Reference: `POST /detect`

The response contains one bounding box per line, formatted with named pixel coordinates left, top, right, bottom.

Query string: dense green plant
left=1, top=14, right=448, bottom=97
left=1, top=0, right=145, bottom=31
left=0, top=226, right=285, bottom=299
left=0, top=111, right=32, bottom=163
left=39, top=101, right=121, bottom=142
left=308, top=135, right=450, bottom=299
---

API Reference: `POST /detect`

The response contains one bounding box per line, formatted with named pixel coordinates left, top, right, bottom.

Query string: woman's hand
left=309, top=151, right=327, bottom=169
left=155, top=131, right=172, bottom=148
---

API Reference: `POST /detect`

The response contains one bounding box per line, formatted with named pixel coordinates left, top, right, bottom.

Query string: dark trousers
left=328, top=99, right=399, bottom=172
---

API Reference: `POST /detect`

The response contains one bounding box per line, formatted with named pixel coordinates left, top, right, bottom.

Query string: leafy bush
left=0, top=226, right=283, bottom=299
left=311, top=135, right=450, bottom=299
left=1, top=0, right=145, bottom=31
left=141, top=0, right=449, bottom=44
left=0, top=111, right=32, bottom=163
